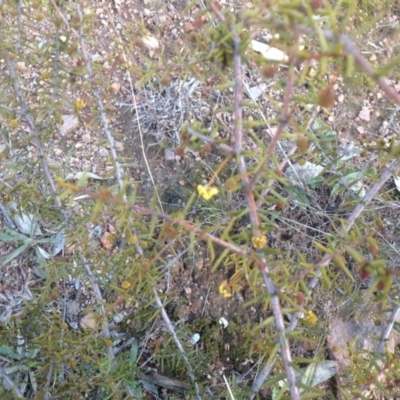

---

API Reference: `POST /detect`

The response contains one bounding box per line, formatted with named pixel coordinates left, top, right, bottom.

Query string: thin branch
left=377, top=305, right=400, bottom=354
left=294, top=25, right=400, bottom=107
left=153, top=288, right=201, bottom=400
left=44, top=362, right=54, bottom=400
left=228, top=13, right=300, bottom=399
left=80, top=254, right=115, bottom=360
left=252, top=20, right=400, bottom=400
left=3, top=9, right=115, bottom=363
left=0, top=365, right=24, bottom=398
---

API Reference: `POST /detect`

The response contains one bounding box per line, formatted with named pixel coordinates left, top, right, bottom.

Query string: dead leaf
left=249, top=40, right=288, bottom=62
left=80, top=312, right=97, bottom=330
left=100, top=232, right=114, bottom=249
left=317, top=86, right=335, bottom=108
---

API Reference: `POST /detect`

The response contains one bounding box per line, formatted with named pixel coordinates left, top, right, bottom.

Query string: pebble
left=82, top=133, right=91, bottom=143
left=99, top=147, right=108, bottom=157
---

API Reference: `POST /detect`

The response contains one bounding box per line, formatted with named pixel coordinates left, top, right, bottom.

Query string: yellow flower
left=121, top=280, right=131, bottom=290
left=128, top=234, right=137, bottom=244
left=9, top=119, right=18, bottom=128
left=252, top=235, right=267, bottom=250
left=219, top=280, right=232, bottom=298
left=75, top=98, right=85, bottom=110
left=197, top=184, right=219, bottom=200
left=303, top=310, right=318, bottom=326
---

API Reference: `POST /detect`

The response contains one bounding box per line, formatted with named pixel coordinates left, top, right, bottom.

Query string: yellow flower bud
left=197, top=184, right=219, bottom=200
left=252, top=235, right=267, bottom=250
left=304, top=310, right=318, bottom=326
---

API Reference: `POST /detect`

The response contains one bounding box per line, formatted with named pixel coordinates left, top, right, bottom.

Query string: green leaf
left=129, top=339, right=139, bottom=366
left=36, top=236, right=61, bottom=244
left=284, top=186, right=310, bottom=207
left=4, top=226, right=29, bottom=241
left=1, top=243, right=30, bottom=266
left=0, top=233, right=22, bottom=242
left=0, top=345, right=21, bottom=360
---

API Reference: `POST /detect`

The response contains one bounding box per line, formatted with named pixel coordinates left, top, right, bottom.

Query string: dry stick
left=3, top=55, right=62, bottom=211
left=43, top=362, right=54, bottom=400
left=252, top=24, right=400, bottom=397
left=153, top=288, right=201, bottom=400
left=248, top=33, right=299, bottom=191
left=252, top=149, right=398, bottom=398
left=0, top=365, right=24, bottom=399
left=50, top=0, right=143, bottom=214
left=222, top=374, right=235, bottom=400
left=377, top=305, right=400, bottom=354
left=108, top=12, right=164, bottom=214
left=295, top=26, right=400, bottom=107
left=9, top=1, right=117, bottom=365
left=4, top=49, right=115, bottom=362
left=126, top=202, right=248, bottom=255
left=229, top=23, right=301, bottom=400
left=74, top=185, right=248, bottom=254
left=62, top=7, right=198, bottom=388
left=251, top=136, right=397, bottom=399
left=252, top=127, right=398, bottom=398
left=73, top=4, right=145, bottom=258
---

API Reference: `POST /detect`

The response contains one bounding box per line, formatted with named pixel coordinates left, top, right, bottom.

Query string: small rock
left=247, top=85, right=264, bottom=100
left=91, top=53, right=103, bottom=62
left=16, top=61, right=27, bottom=72
left=58, top=115, right=79, bottom=136
left=142, top=35, right=159, bottom=49
left=358, top=106, right=370, bottom=122
left=110, top=82, right=121, bottom=94
left=115, top=141, right=124, bottom=151
left=82, top=133, right=91, bottom=143
left=165, top=148, right=175, bottom=161
left=183, top=22, right=195, bottom=32
left=99, top=147, right=108, bottom=157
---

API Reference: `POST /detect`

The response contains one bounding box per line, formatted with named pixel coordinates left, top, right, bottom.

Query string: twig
left=43, top=362, right=54, bottom=400
left=222, top=374, right=235, bottom=400
left=294, top=25, right=400, bottom=107
left=226, top=10, right=300, bottom=398
left=80, top=254, right=115, bottom=360
left=252, top=159, right=399, bottom=395
left=3, top=54, right=63, bottom=211
left=187, top=127, right=234, bottom=154
left=0, top=365, right=24, bottom=398
left=252, top=18, right=400, bottom=400
left=153, top=288, right=201, bottom=400
left=248, top=32, right=299, bottom=191
left=377, top=305, right=400, bottom=354
left=3, top=5, right=116, bottom=364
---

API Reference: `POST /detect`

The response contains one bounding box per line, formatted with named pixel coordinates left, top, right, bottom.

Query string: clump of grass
left=121, top=78, right=212, bottom=148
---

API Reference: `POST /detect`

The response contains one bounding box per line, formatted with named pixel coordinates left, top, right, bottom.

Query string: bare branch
left=153, top=288, right=201, bottom=399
